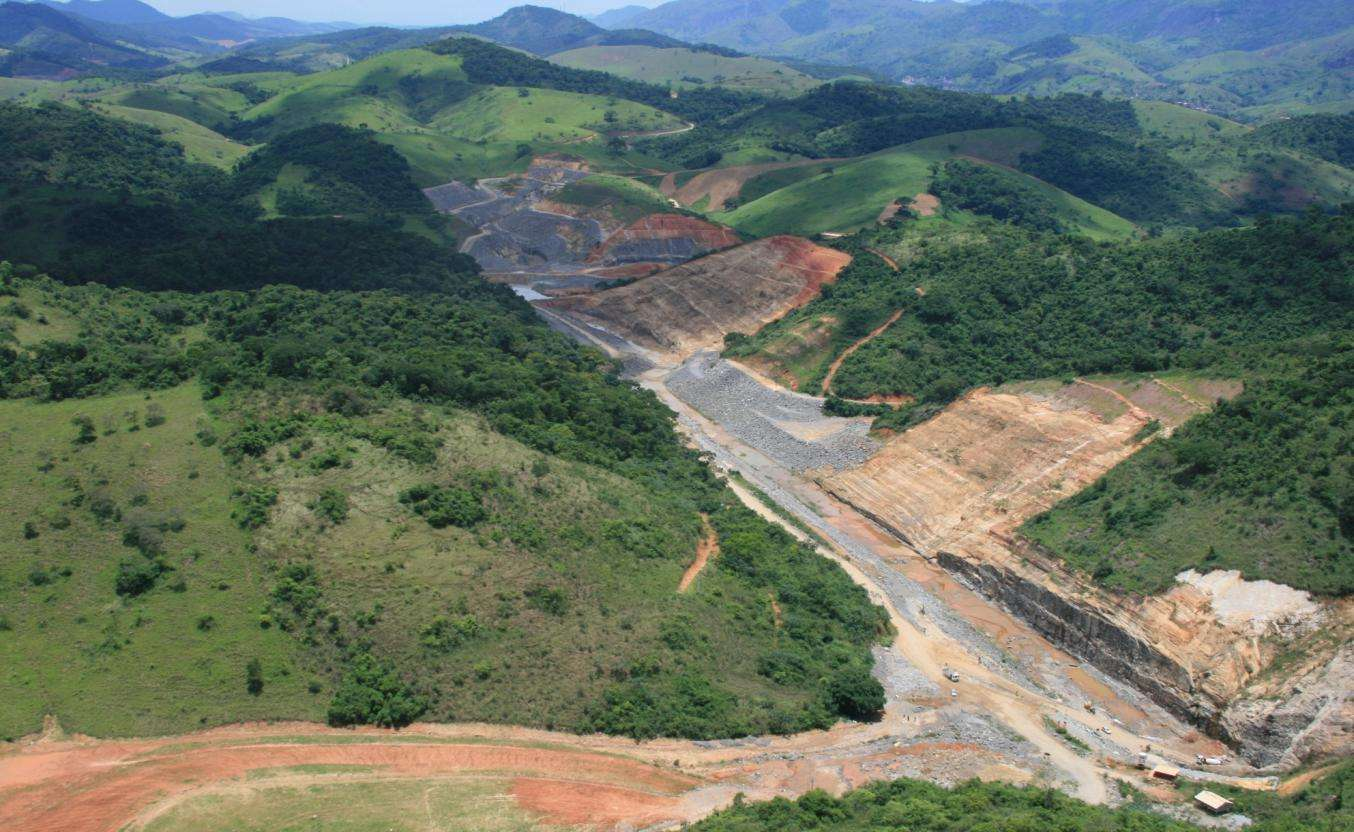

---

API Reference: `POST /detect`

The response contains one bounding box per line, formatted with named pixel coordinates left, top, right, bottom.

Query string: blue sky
left=143, top=0, right=661, bottom=26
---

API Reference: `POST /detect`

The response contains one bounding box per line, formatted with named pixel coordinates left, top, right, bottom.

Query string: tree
left=246, top=658, right=263, bottom=695
left=327, top=652, right=425, bottom=728
left=825, top=665, right=885, bottom=720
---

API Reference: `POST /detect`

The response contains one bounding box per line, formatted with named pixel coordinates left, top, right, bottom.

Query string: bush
left=327, top=652, right=426, bottom=728
left=245, top=658, right=263, bottom=695
left=309, top=487, right=349, bottom=525
left=231, top=485, right=278, bottom=529
left=115, top=558, right=164, bottom=597
left=399, top=483, right=484, bottom=529
left=824, top=665, right=885, bottom=720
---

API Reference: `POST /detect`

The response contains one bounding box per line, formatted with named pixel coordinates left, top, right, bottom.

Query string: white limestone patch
left=1176, top=569, right=1321, bottom=633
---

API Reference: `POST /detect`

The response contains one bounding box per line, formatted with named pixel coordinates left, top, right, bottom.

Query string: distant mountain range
left=598, top=0, right=1354, bottom=116
left=0, top=0, right=354, bottom=78
left=217, top=5, right=738, bottom=75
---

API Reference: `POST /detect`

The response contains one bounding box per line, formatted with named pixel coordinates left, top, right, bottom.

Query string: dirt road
left=820, top=309, right=903, bottom=396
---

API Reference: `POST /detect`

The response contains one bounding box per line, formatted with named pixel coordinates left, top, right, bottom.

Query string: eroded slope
left=544, top=237, right=850, bottom=356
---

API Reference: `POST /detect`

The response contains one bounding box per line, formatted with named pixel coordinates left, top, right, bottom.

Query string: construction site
left=2, top=157, right=1346, bottom=832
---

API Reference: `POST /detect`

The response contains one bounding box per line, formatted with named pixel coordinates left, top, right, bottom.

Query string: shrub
left=72, top=415, right=96, bottom=445
left=143, top=402, right=166, bottom=427
left=115, top=558, right=164, bottom=597
left=327, top=652, right=426, bottom=728
left=231, top=485, right=278, bottom=529
left=309, top=487, right=349, bottom=525
left=420, top=615, right=481, bottom=652
left=399, top=483, right=484, bottom=529
left=245, top=658, right=263, bottom=695
left=525, top=584, right=569, bottom=617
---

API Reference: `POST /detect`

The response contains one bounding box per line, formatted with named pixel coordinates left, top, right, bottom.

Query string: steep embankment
left=818, top=377, right=1351, bottom=767
left=543, top=236, right=850, bottom=355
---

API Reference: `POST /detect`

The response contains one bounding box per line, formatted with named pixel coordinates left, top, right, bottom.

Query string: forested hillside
left=0, top=103, right=470, bottom=291
left=730, top=212, right=1352, bottom=595
left=0, top=94, right=891, bottom=739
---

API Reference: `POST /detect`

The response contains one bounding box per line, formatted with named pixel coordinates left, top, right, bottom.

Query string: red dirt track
left=0, top=725, right=698, bottom=832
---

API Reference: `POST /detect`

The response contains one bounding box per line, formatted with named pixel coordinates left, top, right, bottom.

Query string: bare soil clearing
left=678, top=515, right=719, bottom=592
left=910, top=193, right=940, bottom=216
left=0, top=732, right=697, bottom=832
left=661, top=158, right=849, bottom=212
left=544, top=237, right=851, bottom=357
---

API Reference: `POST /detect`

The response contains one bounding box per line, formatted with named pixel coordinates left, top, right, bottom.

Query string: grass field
left=429, top=85, right=682, bottom=143
left=250, top=403, right=837, bottom=731
left=715, top=149, right=934, bottom=236
left=0, top=384, right=320, bottom=739
left=142, top=777, right=548, bottom=832
left=1132, top=101, right=1250, bottom=143
left=379, top=132, right=674, bottom=186
left=551, top=45, right=818, bottom=95
left=105, top=84, right=254, bottom=131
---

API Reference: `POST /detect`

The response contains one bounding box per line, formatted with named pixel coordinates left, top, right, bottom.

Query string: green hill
left=650, top=85, right=1234, bottom=229
left=714, top=128, right=1139, bottom=240
left=0, top=266, right=889, bottom=739
left=0, top=96, right=890, bottom=740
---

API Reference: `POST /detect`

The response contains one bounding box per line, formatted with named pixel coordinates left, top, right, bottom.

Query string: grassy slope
left=715, top=149, right=934, bottom=236
left=255, top=404, right=835, bottom=730
left=428, top=85, right=682, bottom=142
left=0, top=384, right=320, bottom=738
left=1132, top=101, right=1250, bottom=143
left=551, top=45, right=819, bottom=95
left=1133, top=101, right=1354, bottom=214
left=716, top=127, right=1136, bottom=240
left=0, top=274, right=888, bottom=738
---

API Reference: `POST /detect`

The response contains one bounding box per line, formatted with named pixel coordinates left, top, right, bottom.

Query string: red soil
left=588, top=213, right=741, bottom=263
left=0, top=730, right=697, bottom=832
left=513, top=777, right=682, bottom=827
left=678, top=516, right=719, bottom=592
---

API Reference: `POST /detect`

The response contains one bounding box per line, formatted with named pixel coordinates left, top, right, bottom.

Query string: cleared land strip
left=677, top=515, right=719, bottom=592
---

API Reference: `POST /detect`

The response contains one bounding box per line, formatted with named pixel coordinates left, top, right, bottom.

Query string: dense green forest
left=231, top=123, right=433, bottom=216
left=688, top=761, right=1353, bottom=832
left=1250, top=114, right=1354, bottom=168
left=929, top=159, right=1065, bottom=232
left=0, top=103, right=469, bottom=292
left=732, top=212, right=1351, bottom=595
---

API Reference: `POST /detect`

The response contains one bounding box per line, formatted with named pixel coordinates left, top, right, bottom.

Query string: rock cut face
left=587, top=213, right=741, bottom=267
left=544, top=236, right=851, bottom=357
